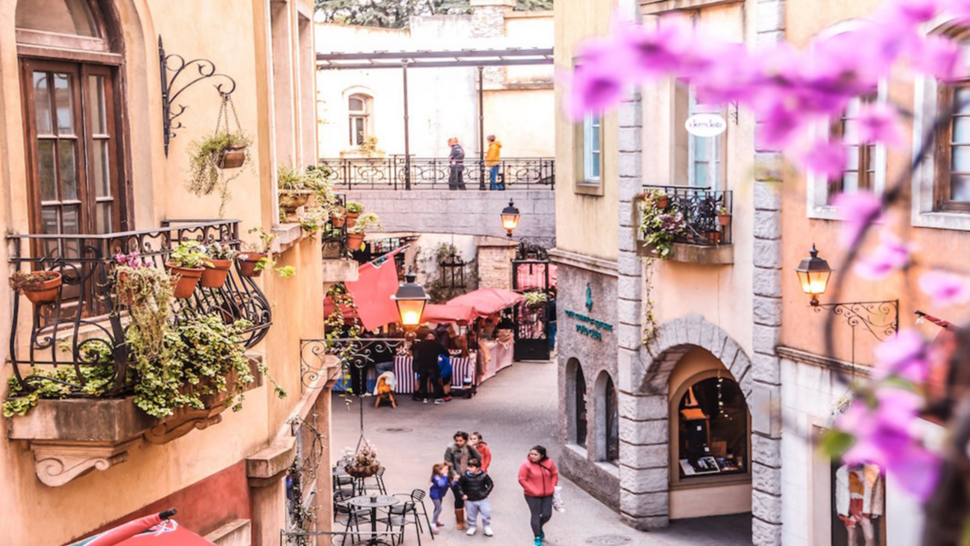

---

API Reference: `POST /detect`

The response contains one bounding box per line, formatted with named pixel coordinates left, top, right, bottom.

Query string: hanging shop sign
left=685, top=113, right=727, bottom=137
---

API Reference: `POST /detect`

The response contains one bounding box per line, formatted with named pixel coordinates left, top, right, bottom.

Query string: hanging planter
left=238, top=253, right=267, bottom=278
left=9, top=271, right=62, bottom=305
left=340, top=441, right=380, bottom=478
left=186, top=93, right=252, bottom=217
left=217, top=145, right=247, bottom=169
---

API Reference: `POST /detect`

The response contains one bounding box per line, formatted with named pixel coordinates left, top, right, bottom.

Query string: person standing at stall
left=518, top=445, right=558, bottom=546
left=411, top=330, right=448, bottom=403
left=444, top=431, right=482, bottom=530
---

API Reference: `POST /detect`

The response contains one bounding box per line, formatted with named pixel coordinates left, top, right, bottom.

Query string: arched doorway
left=565, top=358, right=588, bottom=448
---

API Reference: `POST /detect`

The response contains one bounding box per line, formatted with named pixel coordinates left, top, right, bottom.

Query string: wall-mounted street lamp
left=392, top=268, right=429, bottom=333
left=501, top=199, right=520, bottom=238
left=794, top=244, right=898, bottom=345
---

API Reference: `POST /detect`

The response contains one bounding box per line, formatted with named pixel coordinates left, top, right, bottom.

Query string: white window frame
left=348, top=93, right=370, bottom=147
left=583, top=114, right=601, bottom=183
left=911, top=16, right=970, bottom=231
left=687, top=88, right=724, bottom=189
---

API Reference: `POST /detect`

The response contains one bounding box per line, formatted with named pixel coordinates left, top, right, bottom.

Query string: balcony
left=5, top=220, right=272, bottom=486
left=637, top=185, right=734, bottom=265
left=321, top=156, right=555, bottom=190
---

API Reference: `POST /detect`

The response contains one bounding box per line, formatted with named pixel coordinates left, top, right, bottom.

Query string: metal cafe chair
left=355, top=466, right=388, bottom=496
left=376, top=499, right=422, bottom=546
left=333, top=489, right=370, bottom=545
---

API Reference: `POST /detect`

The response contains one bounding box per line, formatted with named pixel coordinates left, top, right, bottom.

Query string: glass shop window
left=676, top=375, right=748, bottom=479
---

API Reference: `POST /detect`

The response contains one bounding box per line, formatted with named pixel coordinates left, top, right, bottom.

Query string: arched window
left=348, top=93, right=372, bottom=147
left=575, top=365, right=587, bottom=447
left=935, top=28, right=970, bottom=210
left=605, top=376, right=619, bottom=462
left=16, top=0, right=127, bottom=252
left=674, top=373, right=748, bottom=480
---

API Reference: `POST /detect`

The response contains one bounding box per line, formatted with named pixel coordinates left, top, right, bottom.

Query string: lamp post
left=501, top=199, right=520, bottom=238
left=392, top=268, right=429, bottom=339
left=794, top=244, right=898, bottom=343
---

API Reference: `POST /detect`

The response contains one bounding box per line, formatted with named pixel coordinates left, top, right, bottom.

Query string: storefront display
left=676, top=375, right=747, bottom=479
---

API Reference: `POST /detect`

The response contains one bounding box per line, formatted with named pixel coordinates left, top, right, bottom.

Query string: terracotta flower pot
left=217, top=145, right=247, bottom=169
left=717, top=213, right=731, bottom=227
left=201, top=258, right=233, bottom=288
left=347, top=232, right=365, bottom=252
left=278, top=191, right=311, bottom=214
left=23, top=272, right=62, bottom=305
left=345, top=212, right=360, bottom=229
left=345, top=462, right=381, bottom=478
left=166, top=263, right=204, bottom=299
left=332, top=215, right=346, bottom=228
left=238, top=253, right=267, bottom=278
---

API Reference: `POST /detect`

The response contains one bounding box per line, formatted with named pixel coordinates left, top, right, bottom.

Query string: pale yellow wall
left=504, top=12, right=554, bottom=83
left=553, top=0, right=619, bottom=262
left=781, top=0, right=970, bottom=364
left=0, top=0, right=323, bottom=542
left=483, top=88, right=555, bottom=157
left=642, top=2, right=755, bottom=357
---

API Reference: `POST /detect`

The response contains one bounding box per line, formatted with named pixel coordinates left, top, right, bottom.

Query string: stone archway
left=617, top=314, right=771, bottom=535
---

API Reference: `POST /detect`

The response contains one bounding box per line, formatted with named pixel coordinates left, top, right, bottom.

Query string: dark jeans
left=449, top=166, right=465, bottom=190
left=524, top=495, right=552, bottom=537
left=417, top=369, right=443, bottom=399
left=452, top=483, right=465, bottom=509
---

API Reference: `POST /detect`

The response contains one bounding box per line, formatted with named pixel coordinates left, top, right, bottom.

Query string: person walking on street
left=444, top=431, right=482, bottom=530
left=485, top=135, right=503, bottom=190
left=429, top=462, right=453, bottom=533
left=456, top=459, right=495, bottom=537
left=448, top=137, right=466, bottom=190
left=518, top=445, right=559, bottom=546
left=469, top=431, right=492, bottom=473
left=411, top=330, right=448, bottom=403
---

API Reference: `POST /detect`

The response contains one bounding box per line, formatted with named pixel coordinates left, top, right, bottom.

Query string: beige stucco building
left=314, top=0, right=554, bottom=161
left=0, top=0, right=354, bottom=544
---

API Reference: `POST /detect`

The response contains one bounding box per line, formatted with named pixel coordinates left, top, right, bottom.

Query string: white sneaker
left=466, top=526, right=477, bottom=536
left=423, top=398, right=428, bottom=404
left=434, top=398, right=444, bottom=405
left=484, top=526, right=493, bottom=537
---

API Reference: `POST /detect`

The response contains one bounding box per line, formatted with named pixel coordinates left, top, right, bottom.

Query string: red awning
left=515, top=263, right=558, bottom=291
left=323, top=297, right=358, bottom=323
left=115, top=521, right=215, bottom=545
left=449, top=288, right=522, bottom=317
left=344, top=249, right=406, bottom=331
left=423, top=303, right=478, bottom=325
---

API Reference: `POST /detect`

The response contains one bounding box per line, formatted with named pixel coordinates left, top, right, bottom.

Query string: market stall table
left=480, top=338, right=513, bottom=382
left=346, top=495, right=401, bottom=545
left=392, top=355, right=475, bottom=394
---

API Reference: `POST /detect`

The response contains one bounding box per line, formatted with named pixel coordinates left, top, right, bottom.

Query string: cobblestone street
left=331, top=359, right=752, bottom=545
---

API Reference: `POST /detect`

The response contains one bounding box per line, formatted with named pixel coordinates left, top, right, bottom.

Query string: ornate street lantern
left=392, top=269, right=429, bottom=330
left=795, top=244, right=833, bottom=306
left=501, top=199, right=520, bottom=238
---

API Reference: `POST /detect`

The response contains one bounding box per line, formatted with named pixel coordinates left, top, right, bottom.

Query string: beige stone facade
left=0, top=0, right=354, bottom=544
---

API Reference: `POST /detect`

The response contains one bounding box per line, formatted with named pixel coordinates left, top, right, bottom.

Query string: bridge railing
left=319, top=155, right=555, bottom=190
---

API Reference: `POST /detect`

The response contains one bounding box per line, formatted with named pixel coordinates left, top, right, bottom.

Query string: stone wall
left=476, top=244, right=516, bottom=290
left=554, top=257, right=621, bottom=510
left=471, top=0, right=514, bottom=86
left=345, top=189, right=556, bottom=246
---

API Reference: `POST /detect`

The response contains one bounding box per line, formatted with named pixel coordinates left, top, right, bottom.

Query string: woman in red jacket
left=517, top=445, right=558, bottom=546
left=470, top=432, right=491, bottom=472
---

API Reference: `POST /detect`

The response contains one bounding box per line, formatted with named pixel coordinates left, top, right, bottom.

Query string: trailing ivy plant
left=186, top=131, right=252, bottom=218
left=636, top=189, right=683, bottom=347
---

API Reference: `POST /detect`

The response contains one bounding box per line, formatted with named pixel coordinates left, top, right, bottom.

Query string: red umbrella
left=69, top=510, right=204, bottom=546
left=449, top=288, right=523, bottom=317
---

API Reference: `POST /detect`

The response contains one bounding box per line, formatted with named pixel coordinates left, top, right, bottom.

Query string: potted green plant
left=201, top=242, right=237, bottom=289
left=341, top=442, right=381, bottom=478
left=717, top=205, right=731, bottom=227
left=345, top=201, right=364, bottom=229
left=238, top=228, right=276, bottom=278
left=187, top=131, right=252, bottom=217
left=522, top=290, right=549, bottom=308
left=331, top=205, right=348, bottom=228
left=166, top=241, right=207, bottom=298
left=277, top=165, right=313, bottom=214
left=638, top=199, right=686, bottom=260
left=9, top=270, right=62, bottom=305
left=347, top=212, right=381, bottom=252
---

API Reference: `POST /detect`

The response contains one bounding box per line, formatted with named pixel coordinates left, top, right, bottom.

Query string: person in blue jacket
left=437, top=353, right=453, bottom=404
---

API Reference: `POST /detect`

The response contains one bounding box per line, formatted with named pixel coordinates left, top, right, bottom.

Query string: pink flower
left=908, top=35, right=966, bottom=81
left=851, top=103, right=903, bottom=148
left=872, top=329, right=928, bottom=382
left=832, top=191, right=883, bottom=249
left=887, top=0, right=943, bottom=24
left=919, top=270, right=970, bottom=306
left=798, top=140, right=846, bottom=180
left=854, top=232, right=912, bottom=279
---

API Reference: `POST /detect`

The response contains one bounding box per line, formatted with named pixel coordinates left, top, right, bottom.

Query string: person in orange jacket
left=518, top=445, right=558, bottom=545
left=470, top=431, right=491, bottom=472
left=485, top=135, right=503, bottom=190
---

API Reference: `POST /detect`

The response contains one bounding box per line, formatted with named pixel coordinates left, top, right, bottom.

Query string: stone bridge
left=343, top=189, right=556, bottom=246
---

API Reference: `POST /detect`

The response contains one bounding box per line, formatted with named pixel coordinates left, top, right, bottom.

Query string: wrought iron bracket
left=159, top=36, right=237, bottom=155
left=812, top=299, right=899, bottom=342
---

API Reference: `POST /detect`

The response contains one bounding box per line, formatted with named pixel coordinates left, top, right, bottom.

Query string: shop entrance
left=512, top=242, right=555, bottom=361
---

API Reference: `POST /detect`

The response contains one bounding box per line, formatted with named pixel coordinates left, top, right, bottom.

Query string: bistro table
left=346, top=494, right=400, bottom=545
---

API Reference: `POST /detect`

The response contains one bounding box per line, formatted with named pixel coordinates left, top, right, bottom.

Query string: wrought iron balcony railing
left=7, top=219, right=272, bottom=397
left=322, top=194, right=349, bottom=258
left=642, top=185, right=733, bottom=246
left=320, top=156, right=555, bottom=190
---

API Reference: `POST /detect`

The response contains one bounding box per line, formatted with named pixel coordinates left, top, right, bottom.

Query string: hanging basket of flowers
left=342, top=442, right=380, bottom=478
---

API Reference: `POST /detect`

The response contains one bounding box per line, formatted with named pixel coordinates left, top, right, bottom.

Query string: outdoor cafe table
left=346, top=494, right=401, bottom=545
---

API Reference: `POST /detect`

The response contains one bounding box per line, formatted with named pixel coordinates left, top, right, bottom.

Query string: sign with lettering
left=685, top=114, right=727, bottom=137
left=565, top=309, right=613, bottom=342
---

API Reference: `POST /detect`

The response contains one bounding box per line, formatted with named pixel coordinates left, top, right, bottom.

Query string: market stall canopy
left=423, top=303, right=478, bottom=325
left=70, top=510, right=214, bottom=546
left=449, top=288, right=522, bottom=317
left=344, top=248, right=407, bottom=331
